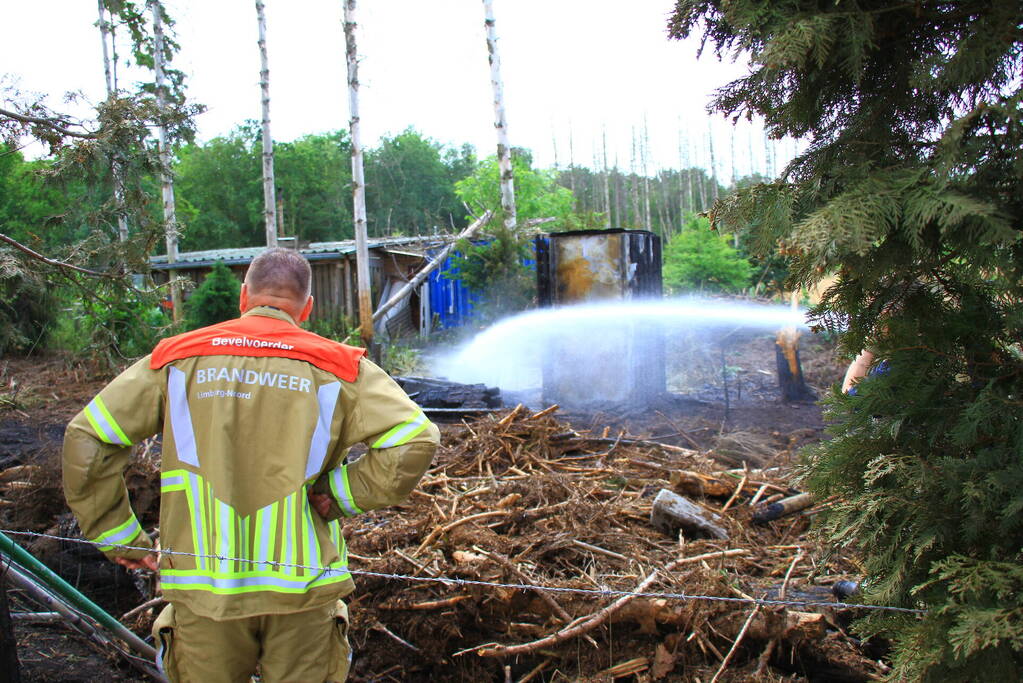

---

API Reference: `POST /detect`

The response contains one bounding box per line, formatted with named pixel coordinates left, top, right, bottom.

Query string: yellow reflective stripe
left=329, top=465, right=363, bottom=517
left=82, top=406, right=108, bottom=443
left=91, top=515, right=142, bottom=552
left=160, top=565, right=351, bottom=595
left=160, top=470, right=187, bottom=492
left=93, top=396, right=131, bottom=445
left=371, top=411, right=429, bottom=449
left=184, top=473, right=208, bottom=571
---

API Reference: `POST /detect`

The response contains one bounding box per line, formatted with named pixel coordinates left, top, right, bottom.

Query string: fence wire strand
left=0, top=528, right=926, bottom=615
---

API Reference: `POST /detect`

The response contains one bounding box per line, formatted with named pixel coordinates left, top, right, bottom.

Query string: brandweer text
left=195, top=367, right=312, bottom=393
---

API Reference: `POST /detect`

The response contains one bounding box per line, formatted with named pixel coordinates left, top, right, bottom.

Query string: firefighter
left=62, top=248, right=439, bottom=682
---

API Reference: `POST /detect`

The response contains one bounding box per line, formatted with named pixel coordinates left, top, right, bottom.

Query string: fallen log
left=650, top=489, right=729, bottom=540
left=722, top=608, right=826, bottom=642
left=752, top=492, right=813, bottom=524
left=669, top=470, right=736, bottom=498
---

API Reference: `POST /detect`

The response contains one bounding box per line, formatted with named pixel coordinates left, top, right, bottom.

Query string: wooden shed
left=150, top=236, right=446, bottom=336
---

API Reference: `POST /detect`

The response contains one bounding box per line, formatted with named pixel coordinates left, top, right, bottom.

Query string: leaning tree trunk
left=344, top=0, right=373, bottom=346
left=151, top=0, right=182, bottom=322
left=255, top=0, right=278, bottom=247
left=97, top=1, right=129, bottom=242
left=483, top=0, right=516, bottom=231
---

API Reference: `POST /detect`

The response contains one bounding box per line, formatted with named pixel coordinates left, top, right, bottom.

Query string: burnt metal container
left=535, top=229, right=664, bottom=406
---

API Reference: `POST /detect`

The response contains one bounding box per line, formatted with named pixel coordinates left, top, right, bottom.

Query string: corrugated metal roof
left=150, top=235, right=448, bottom=270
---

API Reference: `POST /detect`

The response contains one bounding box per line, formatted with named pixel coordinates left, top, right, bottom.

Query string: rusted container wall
left=535, top=230, right=664, bottom=406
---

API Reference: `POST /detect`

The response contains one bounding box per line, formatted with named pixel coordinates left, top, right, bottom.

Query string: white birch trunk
left=256, top=0, right=278, bottom=247
left=344, top=0, right=373, bottom=345
left=151, top=0, right=182, bottom=321
left=97, top=1, right=114, bottom=94
left=97, top=1, right=129, bottom=243
left=483, top=0, right=516, bottom=231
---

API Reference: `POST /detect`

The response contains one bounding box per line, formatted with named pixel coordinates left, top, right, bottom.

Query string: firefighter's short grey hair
left=245, top=247, right=312, bottom=300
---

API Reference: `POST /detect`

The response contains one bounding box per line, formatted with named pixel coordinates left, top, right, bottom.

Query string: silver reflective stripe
left=168, top=367, right=199, bottom=467
left=256, top=504, right=272, bottom=570
left=305, top=382, right=341, bottom=480
left=373, top=411, right=428, bottom=449
left=161, top=474, right=185, bottom=489
left=303, top=495, right=320, bottom=571
left=95, top=517, right=141, bottom=550
left=85, top=399, right=130, bottom=446
left=160, top=569, right=350, bottom=591
left=186, top=472, right=207, bottom=570
left=239, top=516, right=250, bottom=574
left=330, top=466, right=361, bottom=517
left=217, top=500, right=232, bottom=575
left=282, top=493, right=294, bottom=575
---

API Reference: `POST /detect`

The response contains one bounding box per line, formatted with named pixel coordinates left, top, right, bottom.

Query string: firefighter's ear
left=239, top=284, right=250, bottom=313
left=298, top=295, right=313, bottom=323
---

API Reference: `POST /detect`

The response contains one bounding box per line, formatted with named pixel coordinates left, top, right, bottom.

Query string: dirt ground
left=0, top=333, right=878, bottom=683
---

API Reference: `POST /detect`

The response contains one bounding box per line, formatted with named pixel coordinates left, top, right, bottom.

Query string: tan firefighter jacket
left=62, top=306, right=439, bottom=620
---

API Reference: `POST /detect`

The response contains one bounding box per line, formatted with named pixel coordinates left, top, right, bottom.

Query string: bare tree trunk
left=641, top=117, right=651, bottom=232
left=483, top=0, right=516, bottom=231
left=568, top=128, right=576, bottom=201
left=629, top=128, right=640, bottom=228
left=151, top=0, right=182, bottom=322
left=680, top=127, right=693, bottom=219
left=601, top=128, right=611, bottom=228
left=97, top=1, right=129, bottom=243
left=730, top=126, right=739, bottom=246
left=256, top=0, right=278, bottom=247
left=707, top=121, right=719, bottom=205
left=344, top=0, right=373, bottom=346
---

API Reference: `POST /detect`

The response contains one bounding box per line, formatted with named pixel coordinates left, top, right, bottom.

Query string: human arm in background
left=841, top=349, right=876, bottom=394
left=62, top=357, right=164, bottom=569
left=310, top=358, right=438, bottom=520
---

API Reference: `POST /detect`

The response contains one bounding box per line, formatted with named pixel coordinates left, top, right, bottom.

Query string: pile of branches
left=339, top=406, right=883, bottom=682
left=2, top=403, right=882, bottom=681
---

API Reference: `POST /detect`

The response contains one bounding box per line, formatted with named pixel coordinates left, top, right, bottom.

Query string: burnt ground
left=0, top=334, right=859, bottom=682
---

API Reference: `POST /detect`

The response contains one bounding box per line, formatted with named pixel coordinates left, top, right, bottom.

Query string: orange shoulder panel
left=150, top=315, right=366, bottom=382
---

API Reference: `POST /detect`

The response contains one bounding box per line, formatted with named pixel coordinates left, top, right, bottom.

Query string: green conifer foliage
left=670, top=1, right=1023, bottom=679
left=184, top=261, right=241, bottom=331
left=662, top=215, right=751, bottom=294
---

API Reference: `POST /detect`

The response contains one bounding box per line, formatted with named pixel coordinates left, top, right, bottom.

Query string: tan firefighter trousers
left=153, top=600, right=351, bottom=682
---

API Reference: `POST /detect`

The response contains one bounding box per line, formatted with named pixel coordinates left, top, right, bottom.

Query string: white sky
left=2, top=0, right=800, bottom=180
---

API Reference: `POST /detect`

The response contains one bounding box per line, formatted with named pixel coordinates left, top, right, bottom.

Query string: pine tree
left=669, top=1, right=1023, bottom=679
left=184, top=261, right=240, bottom=331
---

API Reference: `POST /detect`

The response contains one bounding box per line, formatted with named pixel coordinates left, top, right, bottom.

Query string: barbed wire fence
left=1, top=528, right=927, bottom=616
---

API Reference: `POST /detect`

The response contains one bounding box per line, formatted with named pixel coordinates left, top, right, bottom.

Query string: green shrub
left=184, top=261, right=241, bottom=330
left=662, top=215, right=752, bottom=294
left=0, top=274, right=56, bottom=355
left=51, top=283, right=168, bottom=367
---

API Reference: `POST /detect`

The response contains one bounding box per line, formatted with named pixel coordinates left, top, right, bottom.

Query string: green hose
left=0, top=530, right=156, bottom=659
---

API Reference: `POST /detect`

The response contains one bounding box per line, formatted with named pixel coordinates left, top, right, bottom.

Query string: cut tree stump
left=650, top=489, right=728, bottom=540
